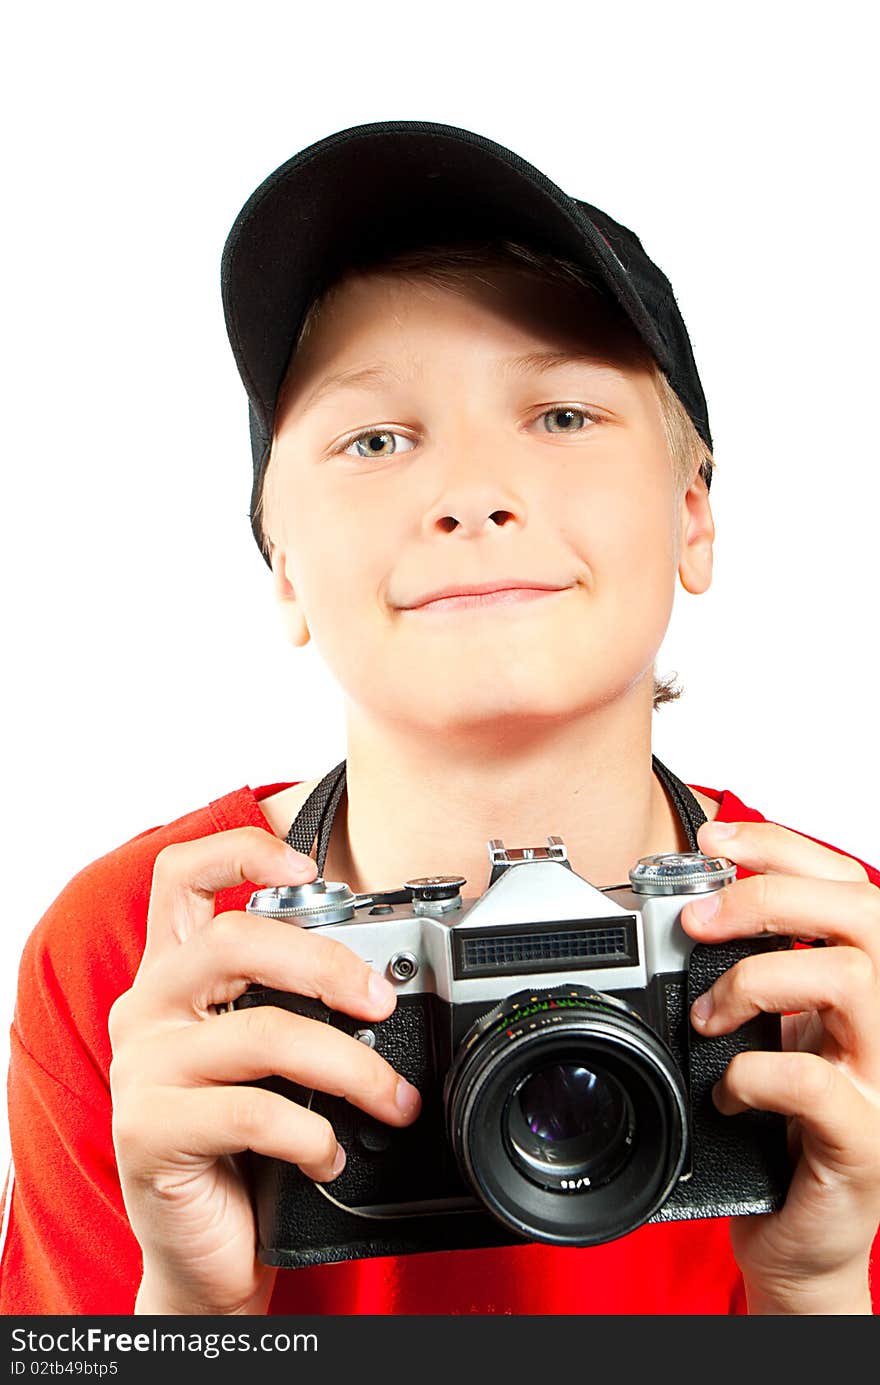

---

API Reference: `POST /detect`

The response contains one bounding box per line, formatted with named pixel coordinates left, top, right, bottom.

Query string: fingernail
left=692, top=991, right=714, bottom=1024
left=395, top=1078, right=421, bottom=1117
left=369, top=970, right=396, bottom=1008
left=284, top=845, right=314, bottom=873
left=708, top=822, right=736, bottom=839
left=689, top=891, right=721, bottom=924
left=330, top=1144, right=346, bottom=1178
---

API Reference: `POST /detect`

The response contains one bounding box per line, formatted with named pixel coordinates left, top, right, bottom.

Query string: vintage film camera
left=234, top=840, right=792, bottom=1269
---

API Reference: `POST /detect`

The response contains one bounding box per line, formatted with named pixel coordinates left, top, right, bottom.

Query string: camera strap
left=284, top=756, right=707, bottom=878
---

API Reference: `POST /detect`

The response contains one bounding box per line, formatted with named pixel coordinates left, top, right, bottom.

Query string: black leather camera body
left=233, top=839, right=791, bottom=1269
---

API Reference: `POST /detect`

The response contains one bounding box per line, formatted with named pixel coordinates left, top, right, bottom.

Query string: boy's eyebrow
left=298, top=350, right=624, bottom=415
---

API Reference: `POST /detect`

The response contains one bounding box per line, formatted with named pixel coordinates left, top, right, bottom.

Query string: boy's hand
left=108, top=827, right=422, bottom=1316
left=681, top=820, right=880, bottom=1314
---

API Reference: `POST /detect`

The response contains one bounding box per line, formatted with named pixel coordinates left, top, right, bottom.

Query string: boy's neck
left=328, top=680, right=705, bottom=896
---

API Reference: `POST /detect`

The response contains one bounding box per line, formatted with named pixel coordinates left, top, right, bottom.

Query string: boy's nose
left=426, top=487, right=524, bottom=536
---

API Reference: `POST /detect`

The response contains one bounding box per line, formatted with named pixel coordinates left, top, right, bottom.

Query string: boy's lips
left=400, top=580, right=573, bottom=613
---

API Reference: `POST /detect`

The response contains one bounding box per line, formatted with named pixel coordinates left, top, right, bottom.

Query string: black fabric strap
left=285, top=755, right=707, bottom=878
left=651, top=754, right=707, bottom=850
left=285, top=758, right=346, bottom=875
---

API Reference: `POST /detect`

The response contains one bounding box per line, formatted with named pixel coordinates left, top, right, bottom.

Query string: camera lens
left=445, top=984, right=688, bottom=1247
left=505, top=1061, right=634, bottom=1190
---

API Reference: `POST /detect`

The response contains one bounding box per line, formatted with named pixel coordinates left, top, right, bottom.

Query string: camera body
left=234, top=839, right=791, bottom=1269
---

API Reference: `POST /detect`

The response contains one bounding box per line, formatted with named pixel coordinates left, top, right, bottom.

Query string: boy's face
left=266, top=267, right=713, bottom=735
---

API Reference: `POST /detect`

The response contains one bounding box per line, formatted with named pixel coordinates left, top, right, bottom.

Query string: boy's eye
left=339, top=406, right=598, bottom=460
left=343, top=430, right=416, bottom=460
left=540, top=407, right=594, bottom=434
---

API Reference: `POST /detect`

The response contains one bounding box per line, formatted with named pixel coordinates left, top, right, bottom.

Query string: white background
left=2, top=2, right=877, bottom=1180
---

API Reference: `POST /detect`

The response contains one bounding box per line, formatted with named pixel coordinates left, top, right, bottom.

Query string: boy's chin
left=385, top=682, right=627, bottom=735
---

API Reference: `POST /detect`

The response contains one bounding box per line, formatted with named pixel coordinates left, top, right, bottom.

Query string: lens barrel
left=445, top=985, right=688, bottom=1246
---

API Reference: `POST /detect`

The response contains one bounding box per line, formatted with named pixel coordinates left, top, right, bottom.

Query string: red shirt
left=1, top=780, right=878, bottom=1315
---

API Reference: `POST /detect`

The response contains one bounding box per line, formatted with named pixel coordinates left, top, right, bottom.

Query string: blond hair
left=259, top=240, right=716, bottom=709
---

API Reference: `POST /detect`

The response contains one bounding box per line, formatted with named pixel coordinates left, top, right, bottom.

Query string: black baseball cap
left=220, top=119, right=713, bottom=564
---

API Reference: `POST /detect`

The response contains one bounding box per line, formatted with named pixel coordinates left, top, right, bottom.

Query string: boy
left=2, top=121, right=878, bottom=1316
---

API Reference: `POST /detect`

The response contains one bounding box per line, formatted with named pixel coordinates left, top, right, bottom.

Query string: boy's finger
left=127, top=1004, right=422, bottom=1126
left=689, top=944, right=880, bottom=1070
left=122, top=910, right=397, bottom=1028
left=141, top=827, right=316, bottom=967
left=122, top=1082, right=348, bottom=1185
left=697, top=820, right=870, bottom=883
left=712, top=1050, right=878, bottom=1168
left=681, top=873, right=880, bottom=962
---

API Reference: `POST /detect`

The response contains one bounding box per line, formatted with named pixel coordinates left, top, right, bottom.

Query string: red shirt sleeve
left=0, top=850, right=149, bottom=1312
left=0, top=792, right=268, bottom=1314
left=1, top=1026, right=143, bottom=1312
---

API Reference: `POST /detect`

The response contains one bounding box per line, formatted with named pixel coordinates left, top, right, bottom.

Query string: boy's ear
left=677, top=469, right=714, bottom=595
left=269, top=545, right=311, bottom=647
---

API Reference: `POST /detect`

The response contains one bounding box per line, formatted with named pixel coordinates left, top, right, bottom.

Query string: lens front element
left=505, top=1061, right=635, bottom=1191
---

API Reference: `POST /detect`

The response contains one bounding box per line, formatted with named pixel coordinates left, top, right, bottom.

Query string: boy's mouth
left=402, top=581, right=572, bottom=613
